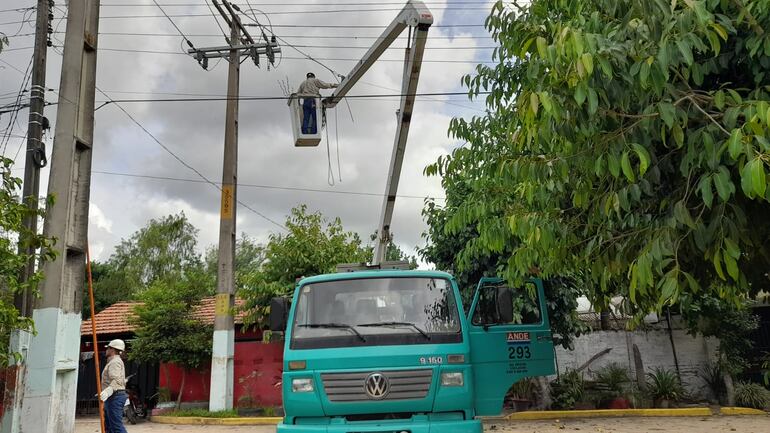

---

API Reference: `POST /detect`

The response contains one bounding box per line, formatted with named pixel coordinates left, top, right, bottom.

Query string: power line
left=100, top=1, right=495, bottom=5
left=94, top=46, right=494, bottom=63
left=151, top=0, right=199, bottom=52
left=8, top=31, right=494, bottom=40
left=1, top=54, right=33, bottom=157
left=0, top=16, right=485, bottom=26
left=92, top=170, right=446, bottom=200
left=91, top=91, right=487, bottom=105
left=95, top=87, right=287, bottom=231
left=88, top=87, right=486, bottom=112
left=259, top=44, right=495, bottom=50
left=205, top=0, right=229, bottom=41
left=0, top=7, right=36, bottom=14
left=0, top=46, right=35, bottom=52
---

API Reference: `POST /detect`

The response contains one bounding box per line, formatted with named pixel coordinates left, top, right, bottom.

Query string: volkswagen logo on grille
left=364, top=373, right=390, bottom=399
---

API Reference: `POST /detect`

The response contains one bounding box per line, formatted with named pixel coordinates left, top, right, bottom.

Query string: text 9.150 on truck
left=269, top=270, right=556, bottom=433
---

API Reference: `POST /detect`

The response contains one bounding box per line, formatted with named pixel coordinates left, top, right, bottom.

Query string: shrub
left=550, top=370, right=584, bottom=410
left=646, top=368, right=685, bottom=402
left=734, top=382, right=770, bottom=410
left=509, top=377, right=536, bottom=400
left=698, top=363, right=725, bottom=403
left=595, top=363, right=631, bottom=398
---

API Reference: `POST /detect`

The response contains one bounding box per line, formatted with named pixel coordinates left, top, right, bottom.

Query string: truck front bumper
left=276, top=418, right=482, bottom=433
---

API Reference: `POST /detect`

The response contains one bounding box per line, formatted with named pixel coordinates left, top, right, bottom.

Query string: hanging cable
left=335, top=107, right=342, bottom=183
left=151, top=0, right=199, bottom=54
left=95, top=86, right=287, bottom=231
left=204, top=0, right=229, bottom=42
left=0, top=55, right=33, bottom=156
left=323, top=109, right=334, bottom=186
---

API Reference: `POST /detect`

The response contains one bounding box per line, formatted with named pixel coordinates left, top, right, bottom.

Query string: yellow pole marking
left=220, top=185, right=234, bottom=219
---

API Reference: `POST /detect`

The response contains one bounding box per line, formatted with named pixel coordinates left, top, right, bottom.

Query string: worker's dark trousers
left=104, top=391, right=128, bottom=433
left=302, top=97, right=317, bottom=134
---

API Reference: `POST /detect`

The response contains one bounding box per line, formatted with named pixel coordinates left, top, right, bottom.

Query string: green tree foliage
left=129, top=270, right=212, bottom=409
left=204, top=232, right=266, bottom=291
left=84, top=213, right=210, bottom=317
left=378, top=234, right=419, bottom=268
left=82, top=260, right=129, bottom=318
left=430, top=0, right=770, bottom=319
left=421, top=186, right=588, bottom=349
left=239, top=205, right=370, bottom=328
left=111, top=213, right=204, bottom=292
left=0, top=158, right=54, bottom=366
left=682, top=295, right=758, bottom=375
left=680, top=293, right=758, bottom=405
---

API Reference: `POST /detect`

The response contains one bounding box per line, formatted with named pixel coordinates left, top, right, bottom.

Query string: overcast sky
left=0, top=0, right=495, bottom=266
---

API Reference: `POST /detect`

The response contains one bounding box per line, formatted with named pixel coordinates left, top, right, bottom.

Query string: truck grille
left=321, top=369, right=432, bottom=402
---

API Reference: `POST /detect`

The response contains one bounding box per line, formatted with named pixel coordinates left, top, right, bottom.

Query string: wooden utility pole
left=15, top=0, right=100, bottom=431
left=2, top=1, right=53, bottom=431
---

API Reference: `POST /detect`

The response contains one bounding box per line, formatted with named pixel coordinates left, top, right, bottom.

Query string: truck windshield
left=291, top=277, right=462, bottom=349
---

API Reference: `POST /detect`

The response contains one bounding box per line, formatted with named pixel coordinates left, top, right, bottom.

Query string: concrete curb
left=151, top=416, right=283, bottom=425
left=504, top=408, right=713, bottom=420
left=151, top=407, right=767, bottom=425
left=719, top=407, right=768, bottom=416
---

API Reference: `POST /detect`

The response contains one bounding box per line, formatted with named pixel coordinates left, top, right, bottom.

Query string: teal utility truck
left=276, top=1, right=555, bottom=430
left=269, top=270, right=556, bottom=433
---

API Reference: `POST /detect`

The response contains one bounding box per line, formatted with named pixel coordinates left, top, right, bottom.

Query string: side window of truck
left=471, top=282, right=542, bottom=326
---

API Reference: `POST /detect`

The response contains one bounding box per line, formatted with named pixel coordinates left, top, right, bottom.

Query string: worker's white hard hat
left=106, top=339, right=125, bottom=352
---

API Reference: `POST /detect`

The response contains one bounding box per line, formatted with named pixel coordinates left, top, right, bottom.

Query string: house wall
left=159, top=340, right=284, bottom=408
left=554, top=327, right=717, bottom=398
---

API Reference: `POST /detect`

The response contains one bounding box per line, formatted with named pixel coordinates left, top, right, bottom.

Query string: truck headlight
left=291, top=378, right=314, bottom=393
left=440, top=372, right=464, bottom=387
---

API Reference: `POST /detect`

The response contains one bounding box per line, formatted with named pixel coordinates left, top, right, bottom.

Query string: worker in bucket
left=100, top=339, right=128, bottom=433
left=298, top=72, right=338, bottom=134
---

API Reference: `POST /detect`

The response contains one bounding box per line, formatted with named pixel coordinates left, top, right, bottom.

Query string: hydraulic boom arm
left=324, top=1, right=433, bottom=266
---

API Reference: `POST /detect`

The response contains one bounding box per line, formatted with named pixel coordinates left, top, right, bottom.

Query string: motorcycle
left=123, top=374, right=148, bottom=424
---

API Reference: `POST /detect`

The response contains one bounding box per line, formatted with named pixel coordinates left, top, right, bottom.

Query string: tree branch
left=732, top=0, right=765, bottom=36
left=685, top=95, right=731, bottom=137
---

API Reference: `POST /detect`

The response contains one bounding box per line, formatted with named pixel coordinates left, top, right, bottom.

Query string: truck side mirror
left=496, top=287, right=514, bottom=323
left=269, top=297, right=290, bottom=332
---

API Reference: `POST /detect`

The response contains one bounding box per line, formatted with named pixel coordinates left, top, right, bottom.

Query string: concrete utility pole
left=2, top=1, right=53, bottom=431
left=194, top=0, right=279, bottom=411
left=210, top=11, right=240, bottom=413
left=15, top=0, right=100, bottom=431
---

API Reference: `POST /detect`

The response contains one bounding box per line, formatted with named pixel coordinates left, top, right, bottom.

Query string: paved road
left=75, top=415, right=769, bottom=433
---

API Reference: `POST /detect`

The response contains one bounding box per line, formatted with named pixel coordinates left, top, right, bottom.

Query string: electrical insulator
left=251, top=47, right=259, bottom=67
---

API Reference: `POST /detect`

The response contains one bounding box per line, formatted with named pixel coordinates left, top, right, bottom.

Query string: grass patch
left=166, top=409, right=239, bottom=418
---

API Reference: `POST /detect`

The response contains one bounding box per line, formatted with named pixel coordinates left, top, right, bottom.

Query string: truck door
left=467, top=277, right=556, bottom=416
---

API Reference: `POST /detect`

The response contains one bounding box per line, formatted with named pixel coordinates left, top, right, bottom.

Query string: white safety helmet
left=105, top=339, right=125, bottom=352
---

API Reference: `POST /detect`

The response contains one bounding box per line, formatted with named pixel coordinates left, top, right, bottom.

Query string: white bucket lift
left=288, top=93, right=323, bottom=147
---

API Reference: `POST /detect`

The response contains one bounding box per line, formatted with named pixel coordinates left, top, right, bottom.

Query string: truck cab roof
left=296, top=269, right=456, bottom=287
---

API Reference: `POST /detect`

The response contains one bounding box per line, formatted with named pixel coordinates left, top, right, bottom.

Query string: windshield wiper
left=297, top=323, right=366, bottom=342
left=358, top=322, right=431, bottom=340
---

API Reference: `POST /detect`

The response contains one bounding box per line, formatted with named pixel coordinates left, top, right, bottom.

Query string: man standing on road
left=100, top=339, right=128, bottom=433
left=297, top=72, right=338, bottom=134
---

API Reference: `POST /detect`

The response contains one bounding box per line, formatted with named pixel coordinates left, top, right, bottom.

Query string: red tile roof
left=81, top=297, right=247, bottom=336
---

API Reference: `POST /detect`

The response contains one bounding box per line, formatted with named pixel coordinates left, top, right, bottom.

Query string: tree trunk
left=534, top=376, right=552, bottom=410
left=633, top=344, right=646, bottom=391
left=176, top=368, right=187, bottom=410
left=162, top=364, right=170, bottom=390
left=600, top=311, right=611, bottom=330
left=723, top=371, right=735, bottom=407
